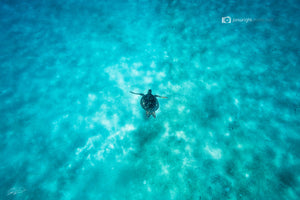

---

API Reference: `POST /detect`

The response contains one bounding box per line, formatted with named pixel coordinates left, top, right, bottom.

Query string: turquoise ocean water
left=1, top=0, right=299, bottom=199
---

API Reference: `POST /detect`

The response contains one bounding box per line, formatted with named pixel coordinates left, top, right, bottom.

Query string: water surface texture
left=1, top=0, right=300, bottom=199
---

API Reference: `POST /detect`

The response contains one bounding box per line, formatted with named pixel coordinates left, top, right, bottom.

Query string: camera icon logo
left=222, top=16, right=231, bottom=23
